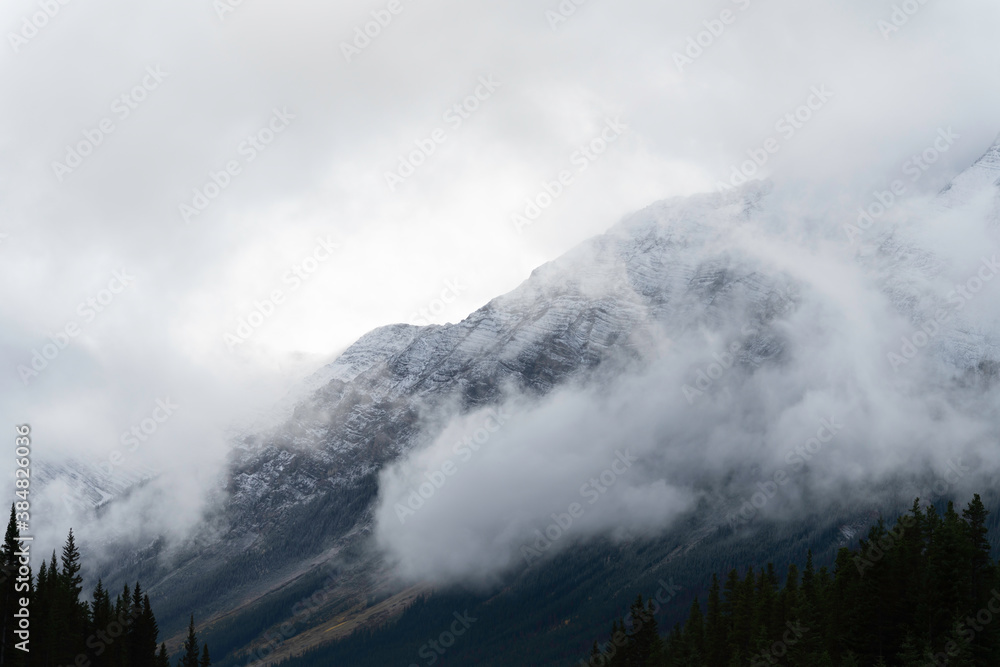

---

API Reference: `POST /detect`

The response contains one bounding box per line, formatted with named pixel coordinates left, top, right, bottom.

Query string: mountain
left=937, top=133, right=1000, bottom=213
left=34, top=458, right=157, bottom=513
left=40, top=136, right=1000, bottom=665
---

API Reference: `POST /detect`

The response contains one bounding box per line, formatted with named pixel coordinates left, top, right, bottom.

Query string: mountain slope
left=53, top=136, right=1000, bottom=664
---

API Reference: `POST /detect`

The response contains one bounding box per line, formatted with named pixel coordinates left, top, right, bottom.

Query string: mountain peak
left=972, top=132, right=1000, bottom=170
left=936, top=134, right=1000, bottom=206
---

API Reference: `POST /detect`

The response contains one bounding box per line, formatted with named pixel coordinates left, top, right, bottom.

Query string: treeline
left=584, top=494, right=1000, bottom=666
left=0, top=505, right=210, bottom=667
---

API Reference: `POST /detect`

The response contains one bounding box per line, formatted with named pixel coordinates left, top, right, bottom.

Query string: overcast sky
left=2, top=0, right=1000, bottom=546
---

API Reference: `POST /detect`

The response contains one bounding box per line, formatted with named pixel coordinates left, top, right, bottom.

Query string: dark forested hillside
left=13, top=492, right=993, bottom=667
left=194, top=492, right=1000, bottom=667
left=584, top=495, right=1000, bottom=667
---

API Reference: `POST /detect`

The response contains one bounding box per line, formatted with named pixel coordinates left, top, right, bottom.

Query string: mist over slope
left=29, top=138, right=1000, bottom=659
left=371, top=147, right=1000, bottom=585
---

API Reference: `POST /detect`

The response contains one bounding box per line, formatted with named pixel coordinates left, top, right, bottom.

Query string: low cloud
left=374, top=184, right=1000, bottom=585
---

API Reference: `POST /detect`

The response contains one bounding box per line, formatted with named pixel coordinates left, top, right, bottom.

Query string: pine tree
left=683, top=597, right=706, bottom=664
left=608, top=618, right=626, bottom=667
left=626, top=595, right=660, bottom=665
left=664, top=622, right=683, bottom=667
left=719, top=568, right=741, bottom=662
left=140, top=593, right=161, bottom=665
left=962, top=495, right=991, bottom=603
left=757, top=563, right=780, bottom=642
left=705, top=573, right=728, bottom=667
left=35, top=556, right=52, bottom=666
left=56, top=529, right=89, bottom=663
left=90, top=578, right=113, bottom=667
left=790, top=550, right=824, bottom=662
left=828, top=549, right=856, bottom=658
left=156, top=642, right=171, bottom=667
left=181, top=614, right=201, bottom=667
left=200, top=642, right=212, bottom=667
left=730, top=567, right=756, bottom=658
left=60, top=529, right=84, bottom=601
left=111, top=583, right=133, bottom=667
left=588, top=641, right=603, bottom=666
left=124, top=581, right=163, bottom=667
